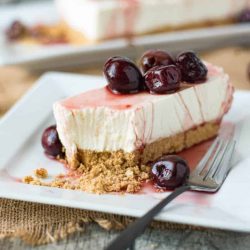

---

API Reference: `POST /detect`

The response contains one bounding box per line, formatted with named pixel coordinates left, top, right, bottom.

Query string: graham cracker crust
left=139, top=18, right=234, bottom=37
left=50, top=121, right=219, bottom=193
left=24, top=121, right=219, bottom=193
left=70, top=121, right=220, bottom=170
left=18, top=22, right=91, bottom=46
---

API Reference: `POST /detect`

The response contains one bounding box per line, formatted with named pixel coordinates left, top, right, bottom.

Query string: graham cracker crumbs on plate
left=23, top=175, right=34, bottom=184
left=22, top=176, right=43, bottom=185
left=25, top=152, right=151, bottom=194
left=69, top=151, right=151, bottom=194
left=34, top=168, right=48, bottom=178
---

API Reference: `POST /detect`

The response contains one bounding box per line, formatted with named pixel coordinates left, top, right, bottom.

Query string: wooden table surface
left=0, top=47, right=250, bottom=249
left=1, top=223, right=250, bottom=250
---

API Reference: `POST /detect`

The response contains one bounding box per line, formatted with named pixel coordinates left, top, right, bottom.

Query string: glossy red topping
left=62, top=87, right=155, bottom=110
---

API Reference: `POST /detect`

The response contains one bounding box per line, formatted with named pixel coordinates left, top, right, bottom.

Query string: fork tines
left=189, top=135, right=236, bottom=192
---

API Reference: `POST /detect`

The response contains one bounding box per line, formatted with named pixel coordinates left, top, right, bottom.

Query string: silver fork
left=105, top=135, right=236, bottom=250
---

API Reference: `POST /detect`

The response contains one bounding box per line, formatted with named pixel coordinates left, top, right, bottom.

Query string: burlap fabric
left=0, top=47, right=249, bottom=245
left=0, top=198, right=204, bottom=245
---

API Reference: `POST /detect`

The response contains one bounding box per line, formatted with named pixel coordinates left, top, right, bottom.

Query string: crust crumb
left=23, top=176, right=34, bottom=184
left=34, top=168, right=48, bottom=179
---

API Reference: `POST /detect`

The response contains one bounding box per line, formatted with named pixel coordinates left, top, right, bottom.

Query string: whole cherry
left=237, top=9, right=250, bottom=23
left=41, top=125, right=64, bottom=158
left=144, top=65, right=181, bottom=94
left=6, top=20, right=26, bottom=41
left=139, top=49, right=175, bottom=73
left=104, top=56, right=145, bottom=94
left=176, top=51, right=207, bottom=83
left=151, top=155, right=190, bottom=190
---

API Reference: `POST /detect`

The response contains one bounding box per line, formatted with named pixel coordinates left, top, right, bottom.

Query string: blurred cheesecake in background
left=55, top=0, right=250, bottom=41
left=5, top=0, right=250, bottom=45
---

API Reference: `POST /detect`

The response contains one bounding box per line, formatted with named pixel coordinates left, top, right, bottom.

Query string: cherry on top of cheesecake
left=104, top=50, right=208, bottom=95
left=151, top=155, right=190, bottom=190
left=176, top=51, right=208, bottom=83
left=41, top=125, right=64, bottom=158
left=139, top=49, right=175, bottom=74
left=104, top=56, right=144, bottom=94
left=144, top=65, right=181, bottom=94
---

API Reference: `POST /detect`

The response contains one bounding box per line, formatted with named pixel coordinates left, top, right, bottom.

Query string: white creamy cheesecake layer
left=55, top=0, right=249, bottom=40
left=53, top=64, right=232, bottom=162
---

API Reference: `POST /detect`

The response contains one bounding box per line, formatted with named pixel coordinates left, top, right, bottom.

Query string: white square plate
left=1, top=72, right=250, bottom=232
left=1, top=1, right=250, bottom=70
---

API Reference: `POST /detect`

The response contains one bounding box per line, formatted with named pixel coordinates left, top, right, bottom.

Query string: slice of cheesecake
left=53, top=62, right=233, bottom=177
left=55, top=0, right=249, bottom=41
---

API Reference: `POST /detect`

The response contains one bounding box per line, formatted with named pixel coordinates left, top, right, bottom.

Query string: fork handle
left=105, top=185, right=191, bottom=250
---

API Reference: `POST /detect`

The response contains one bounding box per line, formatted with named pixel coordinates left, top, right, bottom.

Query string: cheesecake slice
left=54, top=62, right=233, bottom=179
left=55, top=0, right=249, bottom=41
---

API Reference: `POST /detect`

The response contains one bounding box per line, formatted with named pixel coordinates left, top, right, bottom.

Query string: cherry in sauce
left=151, top=155, right=190, bottom=190
left=41, top=125, right=64, bottom=158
